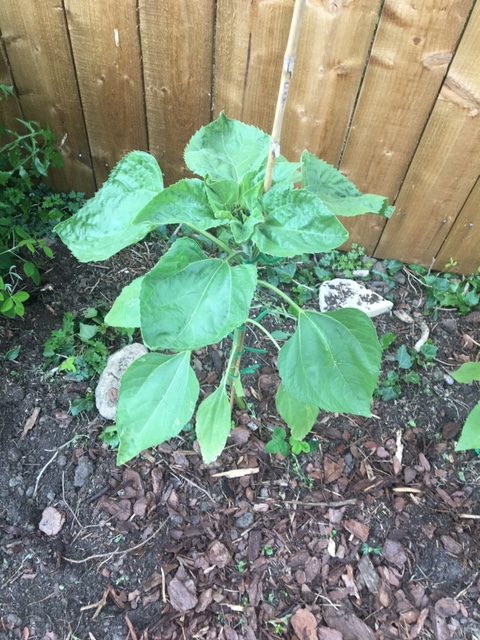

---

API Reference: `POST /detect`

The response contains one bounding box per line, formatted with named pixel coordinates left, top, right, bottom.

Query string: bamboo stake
left=263, top=0, right=306, bottom=193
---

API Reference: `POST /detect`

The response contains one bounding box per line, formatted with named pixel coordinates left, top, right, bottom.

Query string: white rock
left=39, top=506, right=65, bottom=536
left=319, top=278, right=393, bottom=318
left=95, top=343, right=148, bottom=420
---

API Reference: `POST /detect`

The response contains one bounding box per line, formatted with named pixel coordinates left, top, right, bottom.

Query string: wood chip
left=290, top=608, right=318, bottom=640
left=21, top=407, right=41, bottom=439
left=344, top=519, right=369, bottom=543
left=211, top=467, right=259, bottom=478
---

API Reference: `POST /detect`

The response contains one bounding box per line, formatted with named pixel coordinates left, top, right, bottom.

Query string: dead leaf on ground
left=38, top=506, right=65, bottom=536
left=435, top=597, right=460, bottom=618
left=207, top=540, right=232, bottom=568
left=21, top=407, right=41, bottom=439
left=167, top=566, right=197, bottom=613
left=290, top=608, right=318, bottom=640
left=383, top=539, right=407, bottom=570
left=324, top=456, right=345, bottom=484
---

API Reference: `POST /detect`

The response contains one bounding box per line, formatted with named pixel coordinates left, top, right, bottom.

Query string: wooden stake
left=263, top=0, right=306, bottom=193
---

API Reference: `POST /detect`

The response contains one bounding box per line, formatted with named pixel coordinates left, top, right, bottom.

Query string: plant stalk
left=258, top=279, right=302, bottom=315
left=228, top=325, right=246, bottom=409
left=263, top=0, right=306, bottom=193
left=183, top=222, right=233, bottom=256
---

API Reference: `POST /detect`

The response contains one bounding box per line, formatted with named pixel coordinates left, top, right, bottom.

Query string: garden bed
left=1, top=242, right=479, bottom=640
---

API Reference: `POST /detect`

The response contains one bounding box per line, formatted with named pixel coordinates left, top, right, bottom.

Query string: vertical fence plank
left=64, top=0, right=147, bottom=186
left=375, top=4, right=480, bottom=266
left=341, top=0, right=473, bottom=253
left=139, top=0, right=214, bottom=185
left=214, top=0, right=293, bottom=133
left=0, top=1, right=94, bottom=192
left=283, top=0, right=382, bottom=165
left=435, top=177, right=480, bottom=274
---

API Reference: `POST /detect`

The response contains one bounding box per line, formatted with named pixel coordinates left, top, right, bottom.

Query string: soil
left=1, top=241, right=479, bottom=640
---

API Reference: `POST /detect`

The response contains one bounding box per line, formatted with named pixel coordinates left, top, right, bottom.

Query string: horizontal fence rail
left=1, top=0, right=479, bottom=273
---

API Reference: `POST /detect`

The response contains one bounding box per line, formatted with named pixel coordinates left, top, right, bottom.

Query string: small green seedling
left=56, top=115, right=392, bottom=465
left=451, top=362, right=480, bottom=451
left=361, top=543, right=382, bottom=556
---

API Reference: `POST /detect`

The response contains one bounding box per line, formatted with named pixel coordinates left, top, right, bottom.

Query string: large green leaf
left=452, top=362, right=480, bottom=384
left=141, top=257, right=257, bottom=351
left=107, top=237, right=204, bottom=329
left=104, top=277, right=143, bottom=328
left=55, top=151, right=163, bottom=262
left=456, top=402, right=480, bottom=451
left=278, top=309, right=381, bottom=416
left=302, top=152, right=393, bottom=218
left=196, top=385, right=232, bottom=463
left=135, top=178, right=224, bottom=230
left=184, top=113, right=270, bottom=184
left=116, top=352, right=199, bottom=464
left=275, top=384, right=319, bottom=440
left=253, top=188, right=348, bottom=257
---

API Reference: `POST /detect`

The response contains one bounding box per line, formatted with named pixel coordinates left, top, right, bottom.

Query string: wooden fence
left=1, top=0, right=479, bottom=274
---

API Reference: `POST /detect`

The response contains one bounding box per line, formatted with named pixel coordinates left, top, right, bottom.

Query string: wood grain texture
left=435, top=177, right=480, bottom=274
left=0, top=1, right=94, bottom=192
left=282, top=0, right=382, bottom=165
left=342, top=0, right=473, bottom=253
left=214, top=0, right=293, bottom=133
left=375, top=3, right=480, bottom=266
left=64, top=0, right=147, bottom=185
left=139, top=0, right=214, bottom=185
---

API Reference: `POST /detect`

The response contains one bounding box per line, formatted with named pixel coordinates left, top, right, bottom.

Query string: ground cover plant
left=56, top=114, right=393, bottom=465
left=0, top=85, right=83, bottom=319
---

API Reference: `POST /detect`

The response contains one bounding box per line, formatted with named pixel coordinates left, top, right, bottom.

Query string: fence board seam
left=337, top=0, right=386, bottom=167
left=372, top=0, right=480, bottom=258
left=135, top=0, right=150, bottom=154
left=60, top=0, right=96, bottom=190
left=209, top=0, right=218, bottom=121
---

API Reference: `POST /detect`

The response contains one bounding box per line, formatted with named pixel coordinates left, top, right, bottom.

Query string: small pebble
left=57, top=454, right=67, bottom=467
left=74, top=456, right=94, bottom=488
left=444, top=374, right=455, bottom=385
left=235, top=512, right=254, bottom=529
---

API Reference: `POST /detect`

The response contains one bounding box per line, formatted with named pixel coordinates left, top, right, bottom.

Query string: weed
left=0, top=86, right=84, bottom=319
left=43, top=307, right=132, bottom=381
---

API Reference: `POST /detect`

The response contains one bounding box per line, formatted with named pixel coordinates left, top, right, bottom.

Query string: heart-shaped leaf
left=141, top=255, right=257, bottom=351
left=116, top=352, right=199, bottom=464
left=278, top=309, right=381, bottom=416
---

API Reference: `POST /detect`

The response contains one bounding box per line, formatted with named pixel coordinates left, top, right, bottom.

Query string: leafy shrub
left=408, top=264, right=479, bottom=316
left=56, top=114, right=393, bottom=465
left=0, top=85, right=83, bottom=318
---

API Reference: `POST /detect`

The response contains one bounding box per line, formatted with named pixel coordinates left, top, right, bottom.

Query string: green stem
left=183, top=223, right=233, bottom=256
left=258, top=279, right=302, bottom=315
left=246, top=319, right=281, bottom=351
left=227, top=325, right=246, bottom=409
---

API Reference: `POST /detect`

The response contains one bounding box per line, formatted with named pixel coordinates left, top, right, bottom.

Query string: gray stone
left=95, top=343, right=148, bottom=420
left=74, top=456, right=94, bottom=488
left=319, top=278, right=393, bottom=318
left=235, top=512, right=254, bottom=529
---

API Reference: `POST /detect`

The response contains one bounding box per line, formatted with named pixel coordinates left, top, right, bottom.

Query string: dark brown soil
left=1, top=243, right=479, bottom=640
